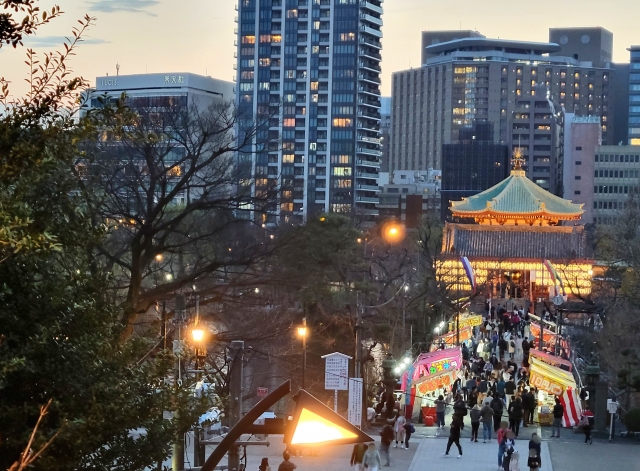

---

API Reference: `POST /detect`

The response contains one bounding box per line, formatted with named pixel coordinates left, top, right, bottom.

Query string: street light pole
left=297, top=319, right=308, bottom=389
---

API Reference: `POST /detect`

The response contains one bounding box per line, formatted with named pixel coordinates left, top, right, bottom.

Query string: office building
left=377, top=169, right=441, bottom=226
left=510, top=86, right=563, bottom=193
left=593, top=145, right=640, bottom=225
left=82, top=73, right=235, bottom=207
left=629, top=46, right=640, bottom=145
left=421, top=30, right=484, bottom=65
left=562, top=115, right=602, bottom=224
left=441, top=121, right=509, bottom=220
left=236, top=0, right=383, bottom=223
left=390, top=29, right=615, bottom=177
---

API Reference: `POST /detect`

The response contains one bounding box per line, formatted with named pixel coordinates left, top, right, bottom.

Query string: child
left=527, top=448, right=541, bottom=471
left=509, top=450, right=520, bottom=471
left=362, top=443, right=381, bottom=471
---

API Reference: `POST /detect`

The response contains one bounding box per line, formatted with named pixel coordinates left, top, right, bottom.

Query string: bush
left=623, top=408, right=640, bottom=432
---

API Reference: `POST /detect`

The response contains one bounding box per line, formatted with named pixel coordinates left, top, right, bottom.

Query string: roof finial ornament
left=512, top=147, right=525, bottom=171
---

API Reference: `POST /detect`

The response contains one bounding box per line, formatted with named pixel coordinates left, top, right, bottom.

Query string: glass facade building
left=236, top=0, right=383, bottom=223
left=629, top=46, right=640, bottom=145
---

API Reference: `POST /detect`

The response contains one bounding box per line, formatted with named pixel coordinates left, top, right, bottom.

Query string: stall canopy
left=529, top=322, right=556, bottom=345
left=529, top=357, right=576, bottom=396
left=401, top=347, right=462, bottom=392
left=447, top=314, right=483, bottom=332
left=530, top=349, right=572, bottom=372
left=430, top=327, right=472, bottom=351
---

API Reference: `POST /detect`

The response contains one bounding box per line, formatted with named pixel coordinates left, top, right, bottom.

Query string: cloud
left=86, top=0, right=160, bottom=16
left=22, top=36, right=111, bottom=47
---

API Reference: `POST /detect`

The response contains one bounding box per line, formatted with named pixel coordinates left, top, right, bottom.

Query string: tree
left=0, top=3, right=214, bottom=469
left=79, top=96, right=277, bottom=339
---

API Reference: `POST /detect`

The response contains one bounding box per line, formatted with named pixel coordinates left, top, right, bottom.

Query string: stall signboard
left=529, top=349, right=572, bottom=372
left=408, top=347, right=462, bottom=382
left=448, top=315, right=483, bottom=332
left=414, top=369, right=456, bottom=395
left=529, top=323, right=556, bottom=345
left=529, top=357, right=576, bottom=396
left=430, top=326, right=472, bottom=351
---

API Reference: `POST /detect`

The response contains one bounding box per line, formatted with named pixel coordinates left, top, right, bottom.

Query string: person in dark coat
left=508, top=397, right=523, bottom=437
left=491, top=395, right=505, bottom=432
left=443, top=413, right=463, bottom=457
left=453, top=394, right=468, bottom=430
left=521, top=388, right=534, bottom=427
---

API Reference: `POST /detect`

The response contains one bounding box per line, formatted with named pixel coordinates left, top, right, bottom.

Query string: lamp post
left=297, top=318, right=308, bottom=389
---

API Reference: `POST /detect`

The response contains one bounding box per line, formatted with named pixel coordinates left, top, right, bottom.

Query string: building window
left=575, top=176, right=581, bottom=180
left=575, top=191, right=581, bottom=195
left=575, top=146, right=582, bottom=151
left=576, top=161, right=582, bottom=165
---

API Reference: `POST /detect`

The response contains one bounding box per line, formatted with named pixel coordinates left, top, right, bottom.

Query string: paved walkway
left=408, top=437, right=553, bottom=471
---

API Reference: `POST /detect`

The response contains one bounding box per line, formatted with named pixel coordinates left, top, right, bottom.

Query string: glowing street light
left=297, top=318, right=308, bottom=389
left=155, top=254, right=163, bottom=262
left=381, top=220, right=406, bottom=245
left=191, top=328, right=205, bottom=343
left=434, top=326, right=441, bottom=334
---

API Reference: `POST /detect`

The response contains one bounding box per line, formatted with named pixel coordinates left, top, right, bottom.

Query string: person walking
left=393, top=411, right=406, bottom=449
left=470, top=404, right=482, bottom=442
left=403, top=418, right=415, bottom=450
left=491, top=394, right=505, bottom=432
left=454, top=394, right=468, bottom=430
left=497, top=421, right=509, bottom=470
left=501, top=431, right=516, bottom=471
left=362, top=443, right=382, bottom=471
left=580, top=407, right=594, bottom=444
left=443, top=413, right=463, bottom=458
left=551, top=398, right=564, bottom=438
left=259, top=458, right=271, bottom=471
left=380, top=424, right=394, bottom=465
left=481, top=401, right=494, bottom=442
left=508, top=397, right=523, bottom=438
left=435, top=395, right=447, bottom=429
left=350, top=443, right=367, bottom=471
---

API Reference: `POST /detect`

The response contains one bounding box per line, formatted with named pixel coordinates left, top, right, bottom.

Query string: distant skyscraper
left=390, top=30, right=615, bottom=179
left=379, top=96, right=391, bottom=173
left=441, top=121, right=509, bottom=220
left=236, top=0, right=383, bottom=223
left=629, top=46, right=640, bottom=145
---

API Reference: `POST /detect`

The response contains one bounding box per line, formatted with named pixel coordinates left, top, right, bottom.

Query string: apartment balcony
left=357, top=122, right=379, bottom=133
left=360, top=24, right=382, bottom=38
left=359, top=48, right=382, bottom=61
left=356, top=148, right=382, bottom=158
left=356, top=171, right=379, bottom=180
left=360, top=13, right=383, bottom=27
left=357, top=135, right=380, bottom=144
left=361, top=0, right=383, bottom=14
left=358, top=85, right=380, bottom=96
left=359, top=36, right=382, bottom=49
left=358, top=97, right=380, bottom=109
left=358, top=60, right=382, bottom=73
left=356, top=183, right=379, bottom=191
left=357, top=110, right=381, bottom=120
left=355, top=196, right=379, bottom=204
left=358, top=73, right=381, bottom=85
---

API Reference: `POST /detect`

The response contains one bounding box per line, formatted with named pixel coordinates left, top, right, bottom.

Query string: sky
left=2, top=0, right=640, bottom=100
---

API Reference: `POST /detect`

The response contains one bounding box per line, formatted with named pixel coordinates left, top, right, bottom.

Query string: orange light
left=155, top=254, right=163, bottom=262
left=297, top=326, right=308, bottom=338
left=191, top=328, right=205, bottom=343
left=290, top=408, right=358, bottom=445
left=381, top=221, right=406, bottom=244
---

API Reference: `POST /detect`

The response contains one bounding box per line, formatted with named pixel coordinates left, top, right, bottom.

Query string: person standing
left=454, top=394, right=468, bottom=430
left=350, top=443, right=367, bottom=471
left=470, top=404, right=482, bottom=442
left=551, top=398, right=564, bottom=438
left=443, top=413, right=463, bottom=458
left=508, top=397, right=523, bottom=438
left=380, top=424, right=394, bottom=465
left=497, top=421, right=509, bottom=470
left=403, top=418, right=415, bottom=450
left=521, top=388, right=533, bottom=428
left=580, top=407, right=594, bottom=444
left=491, top=394, right=505, bottom=432
left=527, top=448, right=541, bottom=471
left=393, top=411, right=406, bottom=449
left=435, top=395, right=447, bottom=429
left=277, top=452, right=296, bottom=471
left=362, top=443, right=382, bottom=471
left=481, top=401, right=494, bottom=442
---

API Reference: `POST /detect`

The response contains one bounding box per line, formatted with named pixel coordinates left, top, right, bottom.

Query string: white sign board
left=348, top=378, right=363, bottom=427
left=321, top=352, right=351, bottom=391
left=607, top=399, right=618, bottom=414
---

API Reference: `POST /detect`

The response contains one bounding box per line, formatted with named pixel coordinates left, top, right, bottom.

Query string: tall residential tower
left=236, top=0, right=383, bottom=223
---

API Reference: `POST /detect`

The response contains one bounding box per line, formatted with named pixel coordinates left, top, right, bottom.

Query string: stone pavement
left=408, top=437, right=553, bottom=471
left=547, top=440, right=640, bottom=471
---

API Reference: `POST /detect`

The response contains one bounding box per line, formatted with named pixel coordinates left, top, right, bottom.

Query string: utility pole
left=228, top=341, right=244, bottom=471
left=172, top=295, right=186, bottom=471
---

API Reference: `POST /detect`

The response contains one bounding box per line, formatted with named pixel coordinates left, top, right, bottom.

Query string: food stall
left=447, top=314, right=483, bottom=333
left=529, top=357, right=581, bottom=427
left=529, top=349, right=572, bottom=372
left=430, top=326, right=473, bottom=351
left=401, top=348, right=462, bottom=422
left=529, top=322, right=557, bottom=347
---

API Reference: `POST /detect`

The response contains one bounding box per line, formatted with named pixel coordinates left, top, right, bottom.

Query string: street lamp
left=381, top=220, right=406, bottom=245
left=297, top=318, right=308, bottom=389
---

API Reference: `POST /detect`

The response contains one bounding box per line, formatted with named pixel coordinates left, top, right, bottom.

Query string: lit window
left=332, top=118, right=353, bottom=127
left=272, top=34, right=282, bottom=43
left=242, top=35, right=255, bottom=44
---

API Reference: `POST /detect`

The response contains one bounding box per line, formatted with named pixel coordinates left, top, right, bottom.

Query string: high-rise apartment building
left=236, top=0, right=383, bottom=223
left=629, top=46, right=640, bottom=145
left=390, top=29, right=615, bottom=178
left=379, top=96, right=391, bottom=172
